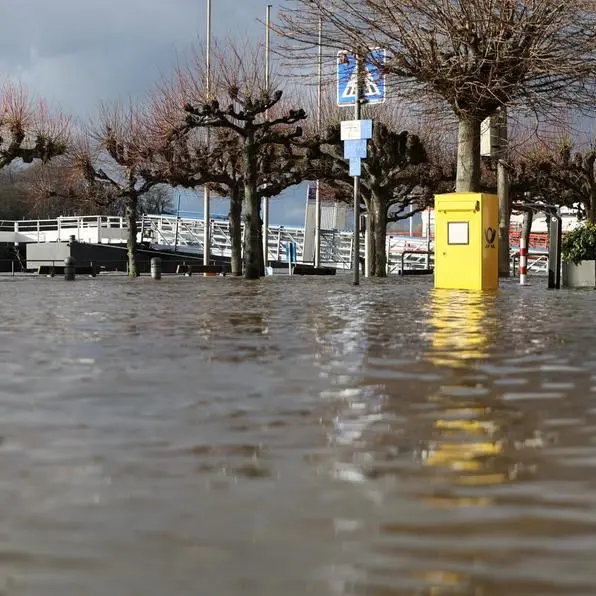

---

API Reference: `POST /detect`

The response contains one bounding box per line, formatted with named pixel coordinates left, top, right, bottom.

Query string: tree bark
left=521, top=209, right=533, bottom=266
left=498, top=159, right=511, bottom=277
left=126, top=194, right=139, bottom=277
left=242, top=133, right=261, bottom=280
left=257, top=216, right=265, bottom=277
left=370, top=193, right=388, bottom=277
left=588, top=189, right=596, bottom=223
left=229, top=190, right=243, bottom=276
left=456, top=117, right=481, bottom=193
left=243, top=185, right=261, bottom=279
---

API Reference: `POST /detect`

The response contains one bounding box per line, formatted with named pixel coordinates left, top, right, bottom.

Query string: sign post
left=337, top=49, right=386, bottom=284
left=285, top=241, right=297, bottom=276
left=353, top=55, right=362, bottom=286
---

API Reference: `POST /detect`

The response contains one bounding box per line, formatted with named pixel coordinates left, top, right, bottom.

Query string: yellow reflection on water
left=422, top=289, right=507, bottom=502
left=402, top=291, right=505, bottom=595
left=427, top=289, right=497, bottom=368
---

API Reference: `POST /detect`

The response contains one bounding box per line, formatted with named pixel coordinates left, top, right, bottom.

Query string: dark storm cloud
left=0, top=0, right=271, bottom=119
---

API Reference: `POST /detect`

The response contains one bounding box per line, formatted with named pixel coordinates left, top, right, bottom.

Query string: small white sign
left=448, top=221, right=469, bottom=245
left=340, top=120, right=373, bottom=141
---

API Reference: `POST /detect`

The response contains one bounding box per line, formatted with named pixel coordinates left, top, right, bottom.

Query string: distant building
left=303, top=184, right=352, bottom=262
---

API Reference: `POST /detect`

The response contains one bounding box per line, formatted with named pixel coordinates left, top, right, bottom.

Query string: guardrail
left=511, top=251, right=549, bottom=275
left=400, top=250, right=434, bottom=273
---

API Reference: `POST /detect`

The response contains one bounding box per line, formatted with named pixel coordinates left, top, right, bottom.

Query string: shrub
left=562, top=222, right=596, bottom=265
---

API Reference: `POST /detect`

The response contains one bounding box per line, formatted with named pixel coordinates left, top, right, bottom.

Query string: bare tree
left=0, top=166, right=29, bottom=219
left=17, top=158, right=93, bottom=218
left=277, top=0, right=596, bottom=194
left=511, top=137, right=596, bottom=222
left=0, top=82, right=69, bottom=171
left=302, top=98, right=452, bottom=275
left=71, top=104, right=159, bottom=277
left=152, top=42, right=307, bottom=279
left=138, top=185, right=175, bottom=215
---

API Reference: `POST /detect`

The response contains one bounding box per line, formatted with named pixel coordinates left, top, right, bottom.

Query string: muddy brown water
left=0, top=274, right=595, bottom=595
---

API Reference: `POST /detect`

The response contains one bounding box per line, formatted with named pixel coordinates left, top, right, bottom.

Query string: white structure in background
left=303, top=184, right=351, bottom=262
left=510, top=207, right=579, bottom=233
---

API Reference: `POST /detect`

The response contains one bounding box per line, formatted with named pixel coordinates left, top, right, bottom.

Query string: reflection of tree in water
left=185, top=286, right=274, bottom=362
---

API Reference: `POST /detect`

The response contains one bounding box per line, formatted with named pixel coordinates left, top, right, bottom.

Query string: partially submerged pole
left=262, top=4, right=272, bottom=271
left=519, top=209, right=533, bottom=285
left=548, top=212, right=562, bottom=289
left=64, top=257, right=76, bottom=281
left=519, top=235, right=527, bottom=285
left=314, top=10, right=323, bottom=268
left=151, top=257, right=162, bottom=280
left=352, top=55, right=362, bottom=286
left=203, top=0, right=212, bottom=268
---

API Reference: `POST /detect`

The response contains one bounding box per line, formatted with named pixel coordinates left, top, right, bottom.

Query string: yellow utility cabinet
left=434, top=193, right=499, bottom=290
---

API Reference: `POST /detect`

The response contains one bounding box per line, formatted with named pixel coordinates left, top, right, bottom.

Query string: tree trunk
left=456, top=117, right=481, bottom=193
left=243, top=185, right=261, bottom=279
left=126, top=194, right=139, bottom=277
left=242, top=134, right=261, bottom=280
left=370, top=193, right=388, bottom=277
left=229, top=190, right=243, bottom=276
left=587, top=190, right=596, bottom=223
left=521, top=209, right=533, bottom=266
left=498, top=160, right=511, bottom=277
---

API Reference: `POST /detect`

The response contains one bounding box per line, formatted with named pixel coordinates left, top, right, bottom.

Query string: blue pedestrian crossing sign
left=337, top=48, right=387, bottom=107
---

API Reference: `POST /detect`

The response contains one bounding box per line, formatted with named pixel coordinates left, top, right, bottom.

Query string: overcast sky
left=1, top=0, right=309, bottom=225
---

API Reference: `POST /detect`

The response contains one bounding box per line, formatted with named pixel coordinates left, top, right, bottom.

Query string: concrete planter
left=562, top=260, right=596, bottom=288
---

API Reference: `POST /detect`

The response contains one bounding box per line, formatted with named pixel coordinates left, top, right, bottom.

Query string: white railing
left=5, top=215, right=127, bottom=244
left=2, top=213, right=549, bottom=276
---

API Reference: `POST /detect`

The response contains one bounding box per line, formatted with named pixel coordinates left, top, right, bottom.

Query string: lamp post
left=314, top=10, right=323, bottom=268
left=262, top=4, right=272, bottom=269
left=203, top=0, right=212, bottom=267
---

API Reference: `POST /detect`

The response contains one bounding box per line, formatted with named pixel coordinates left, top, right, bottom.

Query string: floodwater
left=0, top=274, right=595, bottom=596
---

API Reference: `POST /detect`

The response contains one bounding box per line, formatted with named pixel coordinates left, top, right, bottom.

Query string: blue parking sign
left=337, top=48, right=386, bottom=106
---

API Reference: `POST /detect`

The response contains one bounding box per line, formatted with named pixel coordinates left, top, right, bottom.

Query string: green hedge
left=562, top=222, right=596, bottom=265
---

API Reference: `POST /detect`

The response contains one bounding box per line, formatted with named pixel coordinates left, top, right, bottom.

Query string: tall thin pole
left=174, top=194, right=181, bottom=253
left=352, top=54, right=362, bottom=286
left=262, top=4, right=272, bottom=269
left=203, top=0, right=212, bottom=267
left=314, top=12, right=323, bottom=268
left=497, top=107, right=510, bottom=278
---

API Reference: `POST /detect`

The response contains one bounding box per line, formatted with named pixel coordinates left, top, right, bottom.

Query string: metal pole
left=203, top=0, right=212, bottom=267
left=364, top=213, right=371, bottom=277
left=497, top=107, right=510, bottom=277
left=519, top=235, right=527, bottom=285
left=352, top=54, right=361, bottom=286
left=314, top=12, right=323, bottom=268
left=174, top=194, right=181, bottom=253
left=548, top=212, right=562, bottom=289
left=262, top=4, right=272, bottom=268
left=426, top=209, right=431, bottom=269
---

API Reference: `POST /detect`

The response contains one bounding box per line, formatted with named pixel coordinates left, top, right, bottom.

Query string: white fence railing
left=0, top=213, right=549, bottom=275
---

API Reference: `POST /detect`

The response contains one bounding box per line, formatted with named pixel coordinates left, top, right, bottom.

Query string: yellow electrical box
left=434, top=193, right=499, bottom=290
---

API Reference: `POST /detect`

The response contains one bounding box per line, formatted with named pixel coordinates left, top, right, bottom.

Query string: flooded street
left=0, top=274, right=595, bottom=595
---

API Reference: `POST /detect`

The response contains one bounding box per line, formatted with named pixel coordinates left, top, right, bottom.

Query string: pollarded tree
left=278, top=0, right=596, bottom=194
left=0, top=81, right=69, bottom=172
left=144, top=121, right=304, bottom=276
left=304, top=109, right=450, bottom=275
left=159, top=42, right=307, bottom=279
left=511, top=139, right=596, bottom=223
left=16, top=157, right=94, bottom=218
left=72, top=104, right=160, bottom=277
